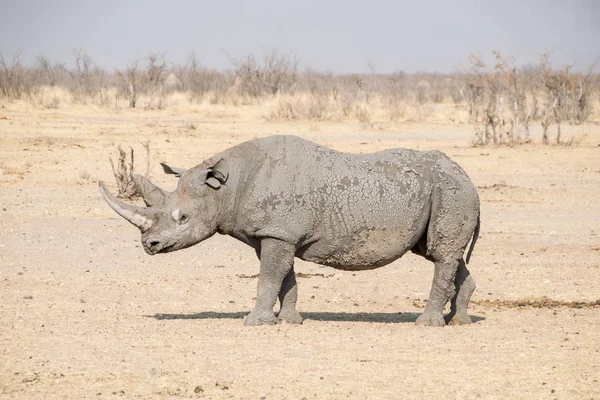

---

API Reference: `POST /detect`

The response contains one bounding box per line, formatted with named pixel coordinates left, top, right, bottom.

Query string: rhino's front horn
left=99, top=181, right=154, bottom=231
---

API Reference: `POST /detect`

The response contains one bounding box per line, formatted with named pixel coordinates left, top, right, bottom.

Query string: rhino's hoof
left=445, top=314, right=473, bottom=326
left=415, top=312, right=445, bottom=327
left=244, top=312, right=279, bottom=326
left=277, top=309, right=304, bottom=325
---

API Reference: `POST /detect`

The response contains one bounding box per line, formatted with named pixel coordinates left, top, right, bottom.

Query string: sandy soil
left=1, top=102, right=599, bottom=399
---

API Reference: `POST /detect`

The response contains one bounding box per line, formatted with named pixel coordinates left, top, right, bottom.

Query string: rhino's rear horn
left=131, top=174, right=167, bottom=207
left=99, top=181, right=154, bottom=231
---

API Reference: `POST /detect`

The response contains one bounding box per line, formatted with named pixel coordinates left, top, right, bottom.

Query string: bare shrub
left=267, top=96, right=300, bottom=120
left=97, top=87, right=116, bottom=108
left=177, top=52, right=232, bottom=103
left=415, top=103, right=435, bottom=121
left=230, top=49, right=298, bottom=100
left=0, top=49, right=40, bottom=100
left=115, top=53, right=168, bottom=109
left=432, top=89, right=445, bottom=103
left=45, top=92, right=61, bottom=109
left=465, top=51, right=598, bottom=146
left=383, top=72, right=408, bottom=120
left=109, top=143, right=151, bottom=199
left=415, top=80, right=430, bottom=104
left=30, top=50, right=113, bottom=107
left=466, top=52, right=536, bottom=145
left=110, top=145, right=137, bottom=198
left=142, top=53, right=168, bottom=109
left=449, top=77, right=466, bottom=104
left=354, top=103, right=373, bottom=128
left=65, top=48, right=106, bottom=103
left=538, top=53, right=597, bottom=144
left=35, top=55, right=62, bottom=87
left=267, top=93, right=332, bottom=121
left=116, top=59, right=141, bottom=108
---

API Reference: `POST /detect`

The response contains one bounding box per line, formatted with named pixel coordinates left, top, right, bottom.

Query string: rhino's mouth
left=144, top=242, right=177, bottom=255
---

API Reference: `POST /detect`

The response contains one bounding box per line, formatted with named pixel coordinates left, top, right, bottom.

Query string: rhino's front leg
left=245, top=238, right=295, bottom=326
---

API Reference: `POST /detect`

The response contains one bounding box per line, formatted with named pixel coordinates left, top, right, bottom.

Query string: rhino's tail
left=465, top=212, right=480, bottom=265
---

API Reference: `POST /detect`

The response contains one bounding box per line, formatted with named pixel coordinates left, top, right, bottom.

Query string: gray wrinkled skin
left=100, top=135, right=481, bottom=327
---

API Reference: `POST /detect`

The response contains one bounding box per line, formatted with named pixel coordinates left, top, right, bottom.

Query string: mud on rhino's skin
left=99, top=135, right=481, bottom=327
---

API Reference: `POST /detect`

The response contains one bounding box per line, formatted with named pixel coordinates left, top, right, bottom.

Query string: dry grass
left=9, top=86, right=598, bottom=145
left=1, top=49, right=599, bottom=144
left=262, top=92, right=469, bottom=127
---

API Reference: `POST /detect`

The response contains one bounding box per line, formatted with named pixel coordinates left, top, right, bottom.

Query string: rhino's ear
left=178, top=159, right=229, bottom=195
left=205, top=158, right=229, bottom=189
left=160, top=162, right=186, bottom=178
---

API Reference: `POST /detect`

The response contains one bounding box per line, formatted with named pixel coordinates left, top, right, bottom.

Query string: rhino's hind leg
left=245, top=238, right=295, bottom=326
left=276, top=268, right=303, bottom=324
left=444, top=259, right=476, bottom=325
left=416, top=171, right=479, bottom=326
left=416, top=257, right=458, bottom=327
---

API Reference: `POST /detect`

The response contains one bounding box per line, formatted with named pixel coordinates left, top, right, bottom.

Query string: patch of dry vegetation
left=1, top=48, right=598, bottom=145
left=108, top=142, right=150, bottom=199
left=466, top=52, right=597, bottom=146
left=411, top=297, right=600, bottom=309
left=472, top=297, right=600, bottom=309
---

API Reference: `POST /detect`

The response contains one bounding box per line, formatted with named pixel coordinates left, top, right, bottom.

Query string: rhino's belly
left=296, top=228, right=420, bottom=271
left=296, top=187, right=431, bottom=270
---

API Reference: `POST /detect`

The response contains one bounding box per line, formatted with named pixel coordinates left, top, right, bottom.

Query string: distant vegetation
left=1, top=48, right=598, bottom=145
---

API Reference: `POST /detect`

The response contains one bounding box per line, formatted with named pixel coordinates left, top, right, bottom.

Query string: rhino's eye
left=179, top=214, right=189, bottom=224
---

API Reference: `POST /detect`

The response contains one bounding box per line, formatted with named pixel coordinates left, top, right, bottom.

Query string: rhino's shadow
left=147, top=311, right=485, bottom=324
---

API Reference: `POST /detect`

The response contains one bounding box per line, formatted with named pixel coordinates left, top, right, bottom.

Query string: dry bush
left=27, top=86, right=72, bottom=109
left=230, top=49, right=299, bottom=101
left=23, top=49, right=113, bottom=107
left=354, top=102, right=374, bottom=128
left=67, top=48, right=106, bottom=103
left=115, top=53, right=168, bottom=109
left=141, top=53, right=168, bottom=109
left=0, top=49, right=41, bottom=100
left=176, top=53, right=233, bottom=104
left=109, top=145, right=137, bottom=198
left=538, top=53, right=597, bottom=144
left=415, top=80, right=430, bottom=104
left=382, top=72, right=408, bottom=120
left=465, top=51, right=598, bottom=146
left=109, top=143, right=151, bottom=199
left=467, top=52, right=537, bottom=145
left=35, top=55, right=63, bottom=88
left=266, top=93, right=334, bottom=121
left=266, top=69, right=346, bottom=121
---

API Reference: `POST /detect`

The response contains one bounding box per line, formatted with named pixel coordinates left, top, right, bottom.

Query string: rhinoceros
left=99, top=135, right=480, bottom=327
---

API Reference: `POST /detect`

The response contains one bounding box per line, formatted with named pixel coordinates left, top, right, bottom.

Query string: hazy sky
left=1, top=0, right=598, bottom=73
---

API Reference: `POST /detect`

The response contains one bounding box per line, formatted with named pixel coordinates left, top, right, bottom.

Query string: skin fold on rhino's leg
left=276, top=267, right=303, bottom=324
left=245, top=238, right=296, bottom=326
left=444, top=258, right=476, bottom=325
left=416, top=257, right=459, bottom=327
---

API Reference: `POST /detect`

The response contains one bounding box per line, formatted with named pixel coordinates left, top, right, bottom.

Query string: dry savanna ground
left=1, top=98, right=599, bottom=399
